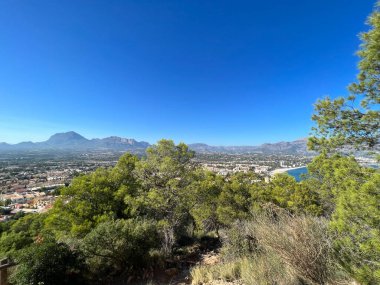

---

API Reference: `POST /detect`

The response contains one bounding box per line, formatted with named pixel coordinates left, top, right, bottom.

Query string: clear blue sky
left=0, top=0, right=376, bottom=145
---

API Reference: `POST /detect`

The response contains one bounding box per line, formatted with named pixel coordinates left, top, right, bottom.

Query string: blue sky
left=0, top=0, right=376, bottom=145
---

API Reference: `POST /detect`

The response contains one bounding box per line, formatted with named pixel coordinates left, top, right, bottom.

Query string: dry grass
left=191, top=255, right=298, bottom=285
left=250, top=210, right=334, bottom=285
left=240, top=255, right=300, bottom=285
left=191, top=208, right=354, bottom=285
left=191, top=260, right=242, bottom=285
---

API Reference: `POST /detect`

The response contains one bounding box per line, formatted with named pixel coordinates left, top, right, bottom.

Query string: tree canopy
left=309, top=2, right=380, bottom=153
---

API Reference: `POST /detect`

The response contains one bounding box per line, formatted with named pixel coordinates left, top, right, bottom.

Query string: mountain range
left=0, top=131, right=150, bottom=152
left=0, top=131, right=311, bottom=155
left=188, top=139, right=310, bottom=155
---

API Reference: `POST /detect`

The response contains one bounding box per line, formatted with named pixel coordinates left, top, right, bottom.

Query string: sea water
left=286, top=167, right=308, bottom=182
left=286, top=163, right=378, bottom=182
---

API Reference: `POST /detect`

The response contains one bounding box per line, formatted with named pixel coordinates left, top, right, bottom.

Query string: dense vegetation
left=1, top=140, right=378, bottom=284
left=1, top=2, right=379, bottom=285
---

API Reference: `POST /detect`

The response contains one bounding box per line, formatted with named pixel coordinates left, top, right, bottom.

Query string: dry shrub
left=240, top=255, right=300, bottom=285
left=191, top=260, right=242, bottom=285
left=191, top=255, right=299, bottom=285
left=220, top=220, right=258, bottom=261
left=191, top=207, right=354, bottom=285
left=250, top=208, right=335, bottom=285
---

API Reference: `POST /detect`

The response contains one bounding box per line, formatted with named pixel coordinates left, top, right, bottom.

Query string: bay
left=286, top=167, right=308, bottom=182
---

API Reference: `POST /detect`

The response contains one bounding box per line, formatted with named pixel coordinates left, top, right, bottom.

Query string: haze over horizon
left=0, top=0, right=376, bottom=145
left=0, top=130, right=307, bottom=146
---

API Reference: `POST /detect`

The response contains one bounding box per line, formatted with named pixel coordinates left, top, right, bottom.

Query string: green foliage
left=0, top=231, right=33, bottom=258
left=9, top=241, right=84, bottom=285
left=349, top=1, right=380, bottom=108
left=309, top=3, right=380, bottom=152
left=288, top=182, right=323, bottom=216
left=268, top=174, right=322, bottom=216
left=136, top=139, right=195, bottom=190
left=331, top=172, right=380, bottom=284
left=110, top=153, right=140, bottom=211
left=0, top=140, right=347, bottom=284
left=133, top=140, right=196, bottom=253
left=216, top=172, right=253, bottom=226
left=81, top=218, right=159, bottom=278
left=46, top=168, right=124, bottom=237
left=306, top=153, right=380, bottom=283
left=189, top=170, right=224, bottom=233
left=307, top=153, right=373, bottom=215
left=10, top=213, right=48, bottom=237
left=0, top=213, right=48, bottom=258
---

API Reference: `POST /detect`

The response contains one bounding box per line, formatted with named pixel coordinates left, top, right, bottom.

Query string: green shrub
left=0, top=232, right=33, bottom=257
left=330, top=172, right=380, bottom=284
left=9, top=241, right=84, bottom=285
left=80, top=218, right=160, bottom=278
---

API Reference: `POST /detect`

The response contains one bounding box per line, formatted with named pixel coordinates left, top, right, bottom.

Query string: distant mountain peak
left=48, top=131, right=87, bottom=141
left=0, top=131, right=152, bottom=152
left=0, top=132, right=311, bottom=155
left=46, top=131, right=89, bottom=146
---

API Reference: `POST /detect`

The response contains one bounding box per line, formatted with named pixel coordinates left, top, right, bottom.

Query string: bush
left=80, top=218, right=160, bottom=279
left=250, top=208, right=345, bottom=285
left=0, top=232, right=33, bottom=257
left=220, top=221, right=258, bottom=261
left=191, top=206, right=356, bottom=285
left=9, top=241, right=84, bottom=285
left=240, top=255, right=300, bottom=285
left=330, top=172, right=380, bottom=284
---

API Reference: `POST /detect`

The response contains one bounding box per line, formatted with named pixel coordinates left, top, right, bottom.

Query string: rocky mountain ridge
left=0, top=132, right=310, bottom=155
left=0, top=131, right=150, bottom=152
left=188, top=139, right=310, bottom=155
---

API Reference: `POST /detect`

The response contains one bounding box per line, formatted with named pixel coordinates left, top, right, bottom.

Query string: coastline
left=270, top=166, right=307, bottom=176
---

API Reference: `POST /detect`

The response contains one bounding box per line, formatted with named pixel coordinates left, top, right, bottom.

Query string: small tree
left=309, top=2, right=380, bottom=153
left=307, top=3, right=380, bottom=283
left=217, top=172, right=253, bottom=226
left=330, top=172, right=380, bottom=284
left=190, top=170, right=224, bottom=234
left=134, top=140, right=195, bottom=254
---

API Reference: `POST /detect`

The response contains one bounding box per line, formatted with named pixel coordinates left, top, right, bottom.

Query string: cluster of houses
left=202, top=163, right=271, bottom=176
left=0, top=185, right=60, bottom=221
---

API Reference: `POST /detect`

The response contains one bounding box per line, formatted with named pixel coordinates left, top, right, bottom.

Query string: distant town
left=0, top=132, right=378, bottom=221
left=0, top=150, right=121, bottom=219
